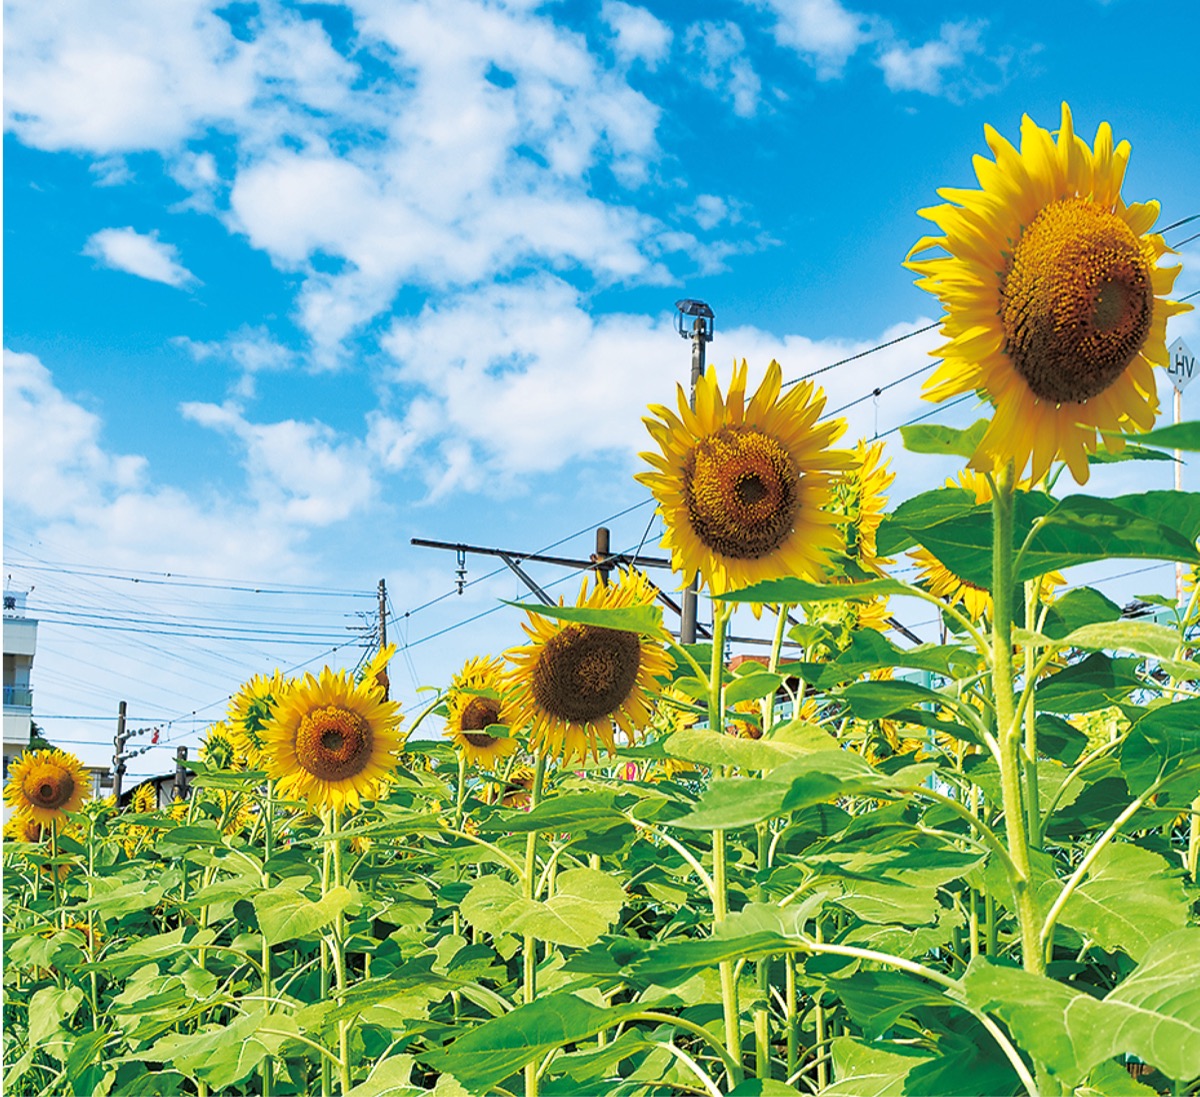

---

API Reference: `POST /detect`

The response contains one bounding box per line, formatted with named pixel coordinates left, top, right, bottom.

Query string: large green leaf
left=664, top=721, right=838, bottom=772
left=27, top=986, right=84, bottom=1047
left=421, top=992, right=646, bottom=1091
left=459, top=868, right=624, bottom=948
left=1035, top=653, right=1142, bottom=714
left=1123, top=419, right=1200, bottom=450
left=477, top=791, right=625, bottom=835
left=1121, top=699, right=1200, bottom=799
left=836, top=678, right=948, bottom=720
left=900, top=419, right=989, bottom=458
left=801, top=629, right=980, bottom=689
left=830, top=970, right=953, bottom=1038
left=1041, top=587, right=1123, bottom=641
left=501, top=600, right=664, bottom=636
left=824, top=1036, right=937, bottom=1097
left=963, top=931, right=1200, bottom=1086
left=253, top=884, right=357, bottom=946
left=146, top=1011, right=299, bottom=1089
left=76, top=877, right=165, bottom=918
left=1058, top=843, right=1190, bottom=961
left=1052, top=619, right=1181, bottom=661
left=345, top=1056, right=422, bottom=1097
left=717, top=576, right=913, bottom=605
left=876, top=487, right=979, bottom=559
left=1016, top=493, right=1200, bottom=582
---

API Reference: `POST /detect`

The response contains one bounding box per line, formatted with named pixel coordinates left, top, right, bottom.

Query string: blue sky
left=5, top=0, right=1199, bottom=776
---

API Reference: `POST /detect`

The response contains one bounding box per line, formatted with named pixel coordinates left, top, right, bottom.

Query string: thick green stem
left=990, top=465, right=1044, bottom=975
left=785, top=953, right=799, bottom=1082
left=327, top=810, right=352, bottom=1096
left=261, top=780, right=275, bottom=1097
left=707, top=602, right=743, bottom=1087
left=523, top=753, right=548, bottom=1097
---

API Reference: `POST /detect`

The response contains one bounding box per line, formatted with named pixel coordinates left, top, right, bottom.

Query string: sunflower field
left=5, top=104, right=1200, bottom=1097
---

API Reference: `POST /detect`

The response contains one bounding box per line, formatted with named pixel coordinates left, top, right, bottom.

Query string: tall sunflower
left=228, top=670, right=286, bottom=768
left=200, top=721, right=241, bottom=771
left=637, top=359, right=854, bottom=593
left=908, top=103, right=1190, bottom=484
left=910, top=470, right=1062, bottom=621
left=444, top=655, right=519, bottom=769
left=4, top=748, right=91, bottom=825
left=505, top=569, right=674, bottom=763
left=829, top=439, right=896, bottom=569
left=262, top=666, right=405, bottom=814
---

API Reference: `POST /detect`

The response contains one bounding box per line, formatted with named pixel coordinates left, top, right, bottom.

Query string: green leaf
left=253, top=884, right=357, bottom=946
left=664, top=721, right=839, bottom=772
left=28, top=986, right=84, bottom=1047
left=346, top=1056, right=421, bottom=1097
left=1053, top=619, right=1181, bottom=661
left=724, top=668, right=784, bottom=703
left=1120, top=699, right=1200, bottom=799
left=824, top=1036, right=937, bottom=1097
left=1078, top=1059, right=1161, bottom=1096
left=836, top=678, right=948, bottom=720
left=77, top=877, right=165, bottom=918
left=421, top=992, right=646, bottom=1091
left=717, top=576, right=912, bottom=605
left=1121, top=419, right=1200, bottom=450
left=147, top=1011, right=298, bottom=1089
left=1087, top=443, right=1177, bottom=464
left=477, top=791, right=625, bottom=835
left=900, top=418, right=988, bottom=457
left=830, top=970, right=952, bottom=1039
left=1017, top=493, right=1200, bottom=583
left=1059, top=843, right=1190, bottom=962
left=802, top=629, right=980, bottom=689
left=963, top=932, right=1200, bottom=1086
left=460, top=868, right=624, bottom=948
left=1041, top=587, right=1123, bottom=641
left=1036, top=653, right=1142, bottom=714
left=727, top=1080, right=805, bottom=1096
left=501, top=599, right=664, bottom=636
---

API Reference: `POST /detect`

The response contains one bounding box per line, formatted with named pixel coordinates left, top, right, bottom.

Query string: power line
left=783, top=322, right=939, bottom=388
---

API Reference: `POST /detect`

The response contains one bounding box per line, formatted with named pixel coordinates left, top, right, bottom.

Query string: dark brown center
left=295, top=706, right=373, bottom=781
left=530, top=624, right=642, bottom=722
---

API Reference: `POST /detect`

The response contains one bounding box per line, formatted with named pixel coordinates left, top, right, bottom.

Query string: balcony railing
left=3, top=685, right=33, bottom=708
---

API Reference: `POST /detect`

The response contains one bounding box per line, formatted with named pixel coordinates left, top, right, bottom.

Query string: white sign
left=1167, top=336, right=1196, bottom=393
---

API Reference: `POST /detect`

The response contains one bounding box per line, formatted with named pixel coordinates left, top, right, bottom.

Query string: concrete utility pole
left=1167, top=337, right=1195, bottom=605
left=112, top=701, right=128, bottom=807
left=174, top=747, right=189, bottom=803
left=377, top=578, right=390, bottom=699
left=594, top=527, right=612, bottom=586
left=675, top=299, right=715, bottom=645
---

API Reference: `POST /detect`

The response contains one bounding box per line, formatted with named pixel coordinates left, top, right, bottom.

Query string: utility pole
left=675, top=300, right=715, bottom=644
left=377, top=578, right=390, bottom=699
left=112, top=700, right=128, bottom=807
left=593, top=527, right=612, bottom=586
left=174, top=747, right=189, bottom=803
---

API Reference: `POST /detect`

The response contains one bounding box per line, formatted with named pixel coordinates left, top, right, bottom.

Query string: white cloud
left=685, top=21, right=762, bottom=118
left=180, top=402, right=375, bottom=525
left=877, top=20, right=986, bottom=98
left=2, top=348, right=309, bottom=578
left=602, top=1, right=672, bottom=67
left=754, top=0, right=874, bottom=79
left=173, top=327, right=298, bottom=398
left=83, top=227, right=198, bottom=288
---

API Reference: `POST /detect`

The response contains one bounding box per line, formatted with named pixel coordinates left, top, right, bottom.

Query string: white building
left=3, top=589, right=38, bottom=782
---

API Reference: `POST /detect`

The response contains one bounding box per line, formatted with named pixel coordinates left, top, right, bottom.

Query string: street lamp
left=674, top=299, right=715, bottom=644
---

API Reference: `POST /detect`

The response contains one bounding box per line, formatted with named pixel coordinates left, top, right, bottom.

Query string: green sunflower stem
left=707, top=601, right=743, bottom=1087
left=319, top=825, right=333, bottom=1097
left=327, top=809, right=353, bottom=1096
left=261, top=780, right=275, bottom=1097
left=990, top=464, right=1044, bottom=976
left=1022, top=581, right=1041, bottom=848
left=523, top=752, right=548, bottom=1097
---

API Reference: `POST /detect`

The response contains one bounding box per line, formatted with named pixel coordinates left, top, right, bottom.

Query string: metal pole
left=112, top=700, right=127, bottom=807
left=174, top=747, right=189, bottom=803
left=377, top=578, right=389, bottom=700
left=681, top=317, right=707, bottom=645
left=1176, top=387, right=1184, bottom=606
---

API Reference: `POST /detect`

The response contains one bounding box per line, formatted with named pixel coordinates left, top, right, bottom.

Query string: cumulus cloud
left=753, top=0, right=875, bottom=79
left=685, top=21, right=762, bottom=118
left=180, top=401, right=375, bottom=525
left=877, top=20, right=988, bottom=98
left=174, top=327, right=299, bottom=398
left=83, top=226, right=197, bottom=287
left=602, top=1, right=672, bottom=67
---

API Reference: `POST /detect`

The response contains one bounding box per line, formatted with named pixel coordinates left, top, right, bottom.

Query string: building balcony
left=3, top=685, right=33, bottom=709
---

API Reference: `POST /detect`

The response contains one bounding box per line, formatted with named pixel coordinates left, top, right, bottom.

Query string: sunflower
left=4, top=748, right=90, bottom=825
left=131, top=782, right=158, bottom=814
left=505, top=569, right=674, bottom=763
left=829, top=439, right=896, bottom=569
left=358, top=643, right=397, bottom=699
left=228, top=670, right=286, bottom=768
left=637, top=359, right=854, bottom=594
left=3, top=813, right=47, bottom=844
left=444, top=655, right=519, bottom=769
left=908, top=103, right=1190, bottom=485
left=910, top=470, right=1063, bottom=621
left=498, top=765, right=535, bottom=809
left=262, top=666, right=405, bottom=814
left=200, top=721, right=241, bottom=771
